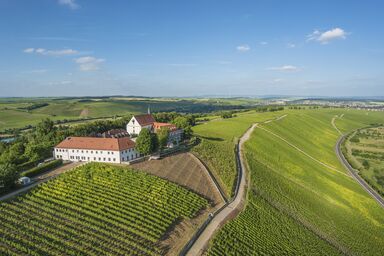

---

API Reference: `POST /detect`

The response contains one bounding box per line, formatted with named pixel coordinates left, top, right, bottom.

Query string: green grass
left=0, top=163, right=208, bottom=256
left=203, top=108, right=384, bottom=255
left=192, top=110, right=285, bottom=197
left=0, top=97, right=248, bottom=131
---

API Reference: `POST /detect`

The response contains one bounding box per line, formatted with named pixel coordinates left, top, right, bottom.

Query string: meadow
left=344, top=126, right=384, bottom=195
left=0, top=163, right=208, bottom=256
left=0, top=97, right=244, bottom=132
left=198, top=108, right=384, bottom=255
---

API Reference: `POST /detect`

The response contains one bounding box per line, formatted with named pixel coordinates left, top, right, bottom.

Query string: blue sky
left=0, top=0, right=383, bottom=97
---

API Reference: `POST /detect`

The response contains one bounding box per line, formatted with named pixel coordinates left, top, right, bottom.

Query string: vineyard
left=192, top=110, right=284, bottom=197
left=0, top=163, right=208, bottom=256
left=207, top=109, right=384, bottom=255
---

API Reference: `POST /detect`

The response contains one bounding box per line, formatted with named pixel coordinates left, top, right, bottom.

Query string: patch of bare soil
left=79, top=108, right=89, bottom=117
left=132, top=153, right=222, bottom=205
left=131, top=152, right=223, bottom=255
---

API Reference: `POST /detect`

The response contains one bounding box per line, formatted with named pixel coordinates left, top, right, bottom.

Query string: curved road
left=183, top=123, right=257, bottom=256
left=335, top=136, right=384, bottom=208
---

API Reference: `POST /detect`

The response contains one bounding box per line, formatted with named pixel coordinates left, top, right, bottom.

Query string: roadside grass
left=206, top=109, right=384, bottom=255
left=344, top=126, right=384, bottom=196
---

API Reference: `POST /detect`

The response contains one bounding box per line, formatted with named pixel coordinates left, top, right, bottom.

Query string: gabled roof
left=134, top=114, right=155, bottom=126
left=55, top=137, right=135, bottom=151
left=153, top=122, right=178, bottom=132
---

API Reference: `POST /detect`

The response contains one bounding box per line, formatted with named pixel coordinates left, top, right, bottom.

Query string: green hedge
left=21, top=159, right=63, bottom=178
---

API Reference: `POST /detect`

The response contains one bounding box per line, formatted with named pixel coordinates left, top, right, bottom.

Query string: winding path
left=181, top=115, right=288, bottom=256
left=181, top=123, right=257, bottom=256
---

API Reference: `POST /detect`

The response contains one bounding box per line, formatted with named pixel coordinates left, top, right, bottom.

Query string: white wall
left=54, top=147, right=141, bottom=163
left=126, top=116, right=152, bottom=135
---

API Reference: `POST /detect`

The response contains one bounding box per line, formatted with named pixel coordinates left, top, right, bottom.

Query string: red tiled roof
left=55, top=137, right=135, bottom=151
left=153, top=122, right=177, bottom=132
left=134, top=114, right=156, bottom=126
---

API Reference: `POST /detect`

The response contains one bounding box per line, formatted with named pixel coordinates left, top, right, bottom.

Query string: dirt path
left=331, top=114, right=343, bottom=135
left=0, top=162, right=81, bottom=201
left=183, top=124, right=257, bottom=256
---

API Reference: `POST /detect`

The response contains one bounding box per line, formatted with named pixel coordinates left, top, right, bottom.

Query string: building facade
left=126, top=114, right=155, bottom=136
left=54, top=137, right=140, bottom=164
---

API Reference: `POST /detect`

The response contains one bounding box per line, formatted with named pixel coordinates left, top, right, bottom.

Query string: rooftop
left=55, top=137, right=135, bottom=151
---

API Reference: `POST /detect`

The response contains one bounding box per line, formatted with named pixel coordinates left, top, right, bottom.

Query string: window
left=122, top=157, right=125, bottom=161
left=95, top=151, right=98, bottom=154
left=107, top=152, right=110, bottom=155
left=113, top=158, right=116, bottom=162
left=86, top=150, right=88, bottom=153
left=108, top=158, right=111, bottom=161
left=81, top=150, right=84, bottom=153
left=111, top=152, right=114, bottom=155
left=72, top=150, right=74, bottom=153
left=87, top=157, right=90, bottom=160
left=103, top=158, right=106, bottom=161
left=91, top=151, right=93, bottom=154
left=94, top=157, right=96, bottom=160
left=99, top=157, right=101, bottom=161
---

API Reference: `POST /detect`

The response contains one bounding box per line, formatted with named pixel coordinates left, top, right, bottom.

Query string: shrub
left=21, top=159, right=63, bottom=177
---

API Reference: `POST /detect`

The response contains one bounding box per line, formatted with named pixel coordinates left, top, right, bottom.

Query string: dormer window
left=132, top=119, right=135, bottom=124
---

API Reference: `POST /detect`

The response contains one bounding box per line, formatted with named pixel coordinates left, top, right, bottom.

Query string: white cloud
left=25, top=69, right=47, bottom=74
left=236, top=44, right=251, bottom=52
left=268, top=65, right=301, bottom=72
left=75, top=56, right=105, bottom=71
left=287, top=43, right=296, bottom=48
left=58, top=0, right=79, bottom=9
left=307, top=28, right=347, bottom=44
left=23, top=48, right=79, bottom=56
left=259, top=41, right=268, bottom=46
left=23, top=48, right=35, bottom=53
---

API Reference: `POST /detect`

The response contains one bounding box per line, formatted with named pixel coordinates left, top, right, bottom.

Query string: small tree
left=157, top=127, right=170, bottom=149
left=362, top=159, right=370, bottom=169
left=172, top=116, right=192, bottom=138
left=135, top=129, right=153, bottom=155
left=0, top=163, right=18, bottom=194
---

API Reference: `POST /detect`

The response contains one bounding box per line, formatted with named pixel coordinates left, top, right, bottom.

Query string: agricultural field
left=132, top=153, right=222, bottom=206
left=343, top=126, right=384, bottom=196
left=202, top=109, right=384, bottom=255
left=0, top=163, right=208, bottom=256
left=192, top=110, right=287, bottom=197
left=0, top=97, right=245, bottom=132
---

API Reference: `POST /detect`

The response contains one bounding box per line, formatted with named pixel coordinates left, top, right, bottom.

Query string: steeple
left=147, top=105, right=151, bottom=114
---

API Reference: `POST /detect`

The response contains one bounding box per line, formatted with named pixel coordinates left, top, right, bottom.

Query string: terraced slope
left=0, top=163, right=208, bottom=256
left=205, top=109, right=384, bottom=255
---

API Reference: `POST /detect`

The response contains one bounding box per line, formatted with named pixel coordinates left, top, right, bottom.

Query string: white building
left=126, top=114, right=155, bottom=136
left=126, top=114, right=183, bottom=146
left=54, top=137, right=140, bottom=163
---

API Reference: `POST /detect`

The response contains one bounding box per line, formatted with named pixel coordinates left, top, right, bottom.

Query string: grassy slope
left=192, top=111, right=284, bottom=197
left=205, top=108, right=384, bottom=255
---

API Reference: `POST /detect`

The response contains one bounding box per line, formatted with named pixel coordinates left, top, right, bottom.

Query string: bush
left=21, top=159, right=63, bottom=178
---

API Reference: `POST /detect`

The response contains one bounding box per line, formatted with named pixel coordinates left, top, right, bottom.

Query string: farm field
left=0, top=163, right=208, bottom=256
left=201, top=109, right=384, bottom=255
left=343, top=126, right=384, bottom=196
left=0, top=97, right=244, bottom=131
left=132, top=153, right=222, bottom=206
left=192, top=110, right=287, bottom=197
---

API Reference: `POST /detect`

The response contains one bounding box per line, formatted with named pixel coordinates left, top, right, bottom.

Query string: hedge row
left=21, top=159, right=63, bottom=178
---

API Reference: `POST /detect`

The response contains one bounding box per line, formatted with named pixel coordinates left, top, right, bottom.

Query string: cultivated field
left=0, top=163, right=208, bottom=256
left=0, top=97, right=247, bottom=131
left=201, top=109, right=384, bottom=255
left=132, top=153, right=222, bottom=205
left=344, top=126, right=384, bottom=195
left=192, top=110, right=287, bottom=197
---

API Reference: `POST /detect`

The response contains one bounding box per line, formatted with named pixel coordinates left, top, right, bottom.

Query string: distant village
left=53, top=111, right=183, bottom=164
